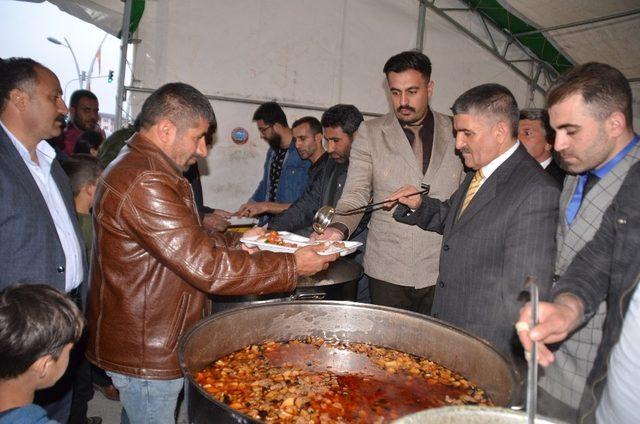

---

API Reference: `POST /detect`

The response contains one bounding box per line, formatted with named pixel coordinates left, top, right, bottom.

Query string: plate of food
left=240, top=231, right=362, bottom=256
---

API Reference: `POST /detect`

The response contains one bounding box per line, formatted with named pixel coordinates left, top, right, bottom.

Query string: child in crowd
left=73, top=131, right=104, bottom=157
left=61, top=154, right=103, bottom=255
left=0, top=284, right=85, bottom=423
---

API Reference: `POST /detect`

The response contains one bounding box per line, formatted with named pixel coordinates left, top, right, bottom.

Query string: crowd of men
left=0, top=49, right=638, bottom=424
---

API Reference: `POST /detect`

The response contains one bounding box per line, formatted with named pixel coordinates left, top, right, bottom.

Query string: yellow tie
left=459, top=169, right=484, bottom=217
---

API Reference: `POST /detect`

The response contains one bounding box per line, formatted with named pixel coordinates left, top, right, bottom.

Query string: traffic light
left=108, top=70, right=114, bottom=83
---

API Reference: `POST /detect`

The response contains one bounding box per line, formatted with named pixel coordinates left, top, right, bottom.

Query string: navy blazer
left=0, top=126, right=87, bottom=301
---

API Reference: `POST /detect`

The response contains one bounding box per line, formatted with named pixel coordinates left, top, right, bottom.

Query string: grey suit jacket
left=539, top=140, right=640, bottom=410
left=0, top=126, right=86, bottom=300
left=395, top=144, right=559, bottom=360
left=332, top=110, right=465, bottom=288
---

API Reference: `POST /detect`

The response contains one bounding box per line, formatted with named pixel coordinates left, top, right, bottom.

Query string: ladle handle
left=525, top=276, right=539, bottom=424
left=340, top=185, right=430, bottom=215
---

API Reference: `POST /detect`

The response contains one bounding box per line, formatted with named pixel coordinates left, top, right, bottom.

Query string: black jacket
left=270, top=156, right=369, bottom=238
left=553, top=161, right=640, bottom=424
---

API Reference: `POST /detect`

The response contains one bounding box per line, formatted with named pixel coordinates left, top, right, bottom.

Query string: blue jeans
left=107, top=372, right=183, bottom=424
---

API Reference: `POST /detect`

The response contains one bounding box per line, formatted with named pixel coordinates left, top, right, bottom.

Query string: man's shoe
left=93, top=383, right=120, bottom=401
left=86, top=417, right=102, bottom=424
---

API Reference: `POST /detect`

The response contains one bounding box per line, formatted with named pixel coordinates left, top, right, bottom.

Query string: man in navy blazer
left=0, top=58, right=87, bottom=423
left=388, top=84, right=559, bottom=363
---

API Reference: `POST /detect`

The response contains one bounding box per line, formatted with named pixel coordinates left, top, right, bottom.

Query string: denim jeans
left=107, top=372, right=183, bottom=424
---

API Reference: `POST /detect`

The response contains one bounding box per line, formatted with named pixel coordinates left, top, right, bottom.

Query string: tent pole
left=115, top=0, right=133, bottom=130
left=416, top=0, right=427, bottom=51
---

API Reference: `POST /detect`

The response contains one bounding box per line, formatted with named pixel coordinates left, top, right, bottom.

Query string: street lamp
left=47, top=36, right=83, bottom=89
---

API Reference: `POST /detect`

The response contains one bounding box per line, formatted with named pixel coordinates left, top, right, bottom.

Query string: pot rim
left=179, top=301, right=521, bottom=421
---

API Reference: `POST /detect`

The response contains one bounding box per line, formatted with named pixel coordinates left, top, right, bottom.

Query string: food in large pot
left=179, top=301, right=519, bottom=423
left=194, top=336, right=491, bottom=422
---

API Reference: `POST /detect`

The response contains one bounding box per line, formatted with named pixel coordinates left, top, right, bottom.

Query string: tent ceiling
left=500, top=0, right=640, bottom=80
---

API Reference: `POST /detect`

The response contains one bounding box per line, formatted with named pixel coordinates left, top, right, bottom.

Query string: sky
left=0, top=0, right=122, bottom=114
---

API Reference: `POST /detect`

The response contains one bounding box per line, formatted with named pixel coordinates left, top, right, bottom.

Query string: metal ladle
left=525, top=276, right=540, bottom=424
left=312, top=184, right=430, bottom=234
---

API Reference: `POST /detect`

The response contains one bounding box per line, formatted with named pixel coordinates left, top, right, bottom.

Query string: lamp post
left=47, top=36, right=83, bottom=89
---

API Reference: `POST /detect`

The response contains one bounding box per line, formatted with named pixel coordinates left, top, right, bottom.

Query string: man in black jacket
left=269, top=104, right=366, bottom=237
left=519, top=160, right=640, bottom=424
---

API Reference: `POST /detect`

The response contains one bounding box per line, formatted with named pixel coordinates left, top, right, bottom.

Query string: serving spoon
left=312, top=184, right=430, bottom=234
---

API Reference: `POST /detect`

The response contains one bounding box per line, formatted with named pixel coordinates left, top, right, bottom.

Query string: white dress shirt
left=0, top=121, right=83, bottom=291
left=477, top=141, right=520, bottom=189
left=540, top=157, right=552, bottom=169
left=596, top=286, right=640, bottom=424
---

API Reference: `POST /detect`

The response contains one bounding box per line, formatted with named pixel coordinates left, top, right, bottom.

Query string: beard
left=267, top=133, right=282, bottom=151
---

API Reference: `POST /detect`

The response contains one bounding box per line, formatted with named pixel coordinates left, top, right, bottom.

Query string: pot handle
left=290, top=292, right=326, bottom=301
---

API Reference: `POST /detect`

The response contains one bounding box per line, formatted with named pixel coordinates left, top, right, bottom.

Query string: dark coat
left=0, top=126, right=87, bottom=300
left=553, top=161, right=640, bottom=424
left=395, top=144, right=559, bottom=360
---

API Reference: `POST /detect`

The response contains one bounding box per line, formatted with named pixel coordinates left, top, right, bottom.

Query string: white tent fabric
left=32, top=0, right=640, bottom=208
left=501, top=0, right=640, bottom=79
left=22, top=0, right=126, bottom=36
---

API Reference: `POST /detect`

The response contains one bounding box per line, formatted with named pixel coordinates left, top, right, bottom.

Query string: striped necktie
left=458, top=169, right=484, bottom=218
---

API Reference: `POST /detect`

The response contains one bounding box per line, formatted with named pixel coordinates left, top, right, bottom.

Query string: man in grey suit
left=315, top=51, right=465, bottom=313
left=388, top=84, right=559, bottom=362
left=528, top=63, right=639, bottom=422
left=0, top=58, right=87, bottom=422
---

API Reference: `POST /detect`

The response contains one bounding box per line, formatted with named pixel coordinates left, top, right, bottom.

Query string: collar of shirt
left=0, top=120, right=57, bottom=175
left=479, top=140, right=520, bottom=185
left=591, top=134, right=639, bottom=179
left=540, top=157, right=553, bottom=169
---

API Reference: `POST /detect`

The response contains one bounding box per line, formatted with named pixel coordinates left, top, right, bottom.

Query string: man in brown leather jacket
left=85, top=83, right=337, bottom=423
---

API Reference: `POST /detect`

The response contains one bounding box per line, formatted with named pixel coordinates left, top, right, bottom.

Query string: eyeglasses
left=257, top=125, right=272, bottom=134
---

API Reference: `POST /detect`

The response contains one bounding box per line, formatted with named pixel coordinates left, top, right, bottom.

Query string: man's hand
left=239, top=226, right=267, bottom=253
left=242, top=225, right=267, bottom=239
left=236, top=202, right=266, bottom=217
left=294, top=244, right=339, bottom=276
left=202, top=212, right=230, bottom=232
left=236, top=202, right=289, bottom=217
left=384, top=185, right=423, bottom=210
left=310, top=227, right=344, bottom=242
left=213, top=209, right=233, bottom=219
left=517, top=293, right=585, bottom=367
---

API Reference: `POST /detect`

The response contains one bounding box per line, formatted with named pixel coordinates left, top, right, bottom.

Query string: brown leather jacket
left=86, top=134, right=297, bottom=379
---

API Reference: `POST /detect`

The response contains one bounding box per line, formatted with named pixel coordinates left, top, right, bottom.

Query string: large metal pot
left=210, top=258, right=363, bottom=313
left=394, top=406, right=565, bottom=423
left=179, top=301, right=519, bottom=423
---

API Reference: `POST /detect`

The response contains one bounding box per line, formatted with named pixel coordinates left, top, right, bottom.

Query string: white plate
left=228, top=216, right=258, bottom=226
left=240, top=231, right=362, bottom=256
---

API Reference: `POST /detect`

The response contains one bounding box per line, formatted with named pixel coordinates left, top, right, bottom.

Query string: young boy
left=0, top=284, right=85, bottom=423
left=60, top=154, right=103, bottom=254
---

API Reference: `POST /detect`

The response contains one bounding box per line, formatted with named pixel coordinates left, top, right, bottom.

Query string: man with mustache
left=236, top=102, right=310, bottom=224
left=60, top=90, right=103, bottom=156
left=520, top=62, right=640, bottom=422
left=0, top=57, right=88, bottom=422
left=386, top=83, right=559, bottom=364
left=314, top=51, right=465, bottom=313
left=86, top=83, right=337, bottom=423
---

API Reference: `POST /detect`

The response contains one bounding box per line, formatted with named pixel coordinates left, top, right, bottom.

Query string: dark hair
left=0, top=283, right=84, bottom=379
left=519, top=108, right=555, bottom=144
left=0, top=57, right=43, bottom=113
left=291, top=116, right=322, bottom=135
left=546, top=62, right=633, bottom=129
left=252, top=102, right=288, bottom=127
left=69, top=89, right=98, bottom=109
left=138, top=83, right=216, bottom=134
left=61, top=154, right=102, bottom=196
left=74, top=131, right=103, bottom=155
left=452, top=83, right=519, bottom=138
left=321, top=104, right=364, bottom=137
left=383, top=51, right=432, bottom=80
